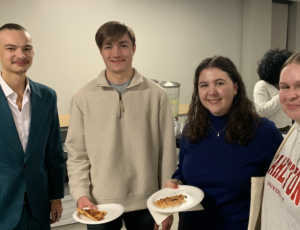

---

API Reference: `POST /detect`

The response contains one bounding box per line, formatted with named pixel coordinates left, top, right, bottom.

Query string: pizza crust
left=77, top=208, right=107, bottom=221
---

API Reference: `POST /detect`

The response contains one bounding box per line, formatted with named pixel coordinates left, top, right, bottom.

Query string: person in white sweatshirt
left=254, top=49, right=293, bottom=133
left=262, top=53, right=300, bottom=230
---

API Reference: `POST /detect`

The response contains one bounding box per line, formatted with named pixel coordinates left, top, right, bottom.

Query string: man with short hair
left=0, top=23, right=65, bottom=230
left=66, top=21, right=176, bottom=230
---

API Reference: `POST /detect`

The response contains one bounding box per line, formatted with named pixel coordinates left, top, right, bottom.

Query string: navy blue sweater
left=173, top=114, right=283, bottom=230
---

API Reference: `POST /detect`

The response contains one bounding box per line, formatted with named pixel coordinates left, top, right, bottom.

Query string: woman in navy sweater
left=164, top=56, right=283, bottom=230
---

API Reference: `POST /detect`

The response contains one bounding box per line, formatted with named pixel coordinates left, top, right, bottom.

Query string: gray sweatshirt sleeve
left=65, top=94, right=91, bottom=202
left=158, top=92, right=177, bottom=189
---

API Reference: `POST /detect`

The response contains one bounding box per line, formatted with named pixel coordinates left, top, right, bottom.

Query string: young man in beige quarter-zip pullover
left=66, top=21, right=176, bottom=230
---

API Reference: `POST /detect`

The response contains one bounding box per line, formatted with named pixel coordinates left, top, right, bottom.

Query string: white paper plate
left=73, top=203, right=124, bottom=224
left=147, top=185, right=204, bottom=213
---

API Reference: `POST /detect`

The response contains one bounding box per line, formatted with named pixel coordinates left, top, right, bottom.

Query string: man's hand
left=50, top=199, right=63, bottom=224
left=164, top=179, right=180, bottom=189
left=77, top=196, right=98, bottom=209
left=154, top=215, right=174, bottom=230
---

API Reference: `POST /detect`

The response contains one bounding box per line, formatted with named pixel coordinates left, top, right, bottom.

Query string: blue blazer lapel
left=24, top=79, right=50, bottom=161
left=0, top=87, right=24, bottom=157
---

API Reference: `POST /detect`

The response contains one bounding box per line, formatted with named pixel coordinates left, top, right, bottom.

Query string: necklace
left=210, top=124, right=227, bottom=137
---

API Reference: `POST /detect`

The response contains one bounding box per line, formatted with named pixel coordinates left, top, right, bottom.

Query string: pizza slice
left=77, top=208, right=107, bottom=221
left=154, top=194, right=187, bottom=209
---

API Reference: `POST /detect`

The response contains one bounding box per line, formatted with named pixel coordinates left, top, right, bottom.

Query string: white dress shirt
left=253, top=80, right=292, bottom=129
left=0, top=75, right=31, bottom=153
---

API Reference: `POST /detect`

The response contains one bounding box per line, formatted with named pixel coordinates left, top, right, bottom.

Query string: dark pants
left=178, top=213, right=193, bottom=230
left=87, top=209, right=154, bottom=230
left=13, top=194, right=50, bottom=230
left=178, top=213, right=248, bottom=230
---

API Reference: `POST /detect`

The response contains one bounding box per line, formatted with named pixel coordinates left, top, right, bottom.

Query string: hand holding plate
left=77, top=196, right=98, bottom=210
left=164, top=179, right=180, bottom=189
left=154, top=215, right=174, bottom=230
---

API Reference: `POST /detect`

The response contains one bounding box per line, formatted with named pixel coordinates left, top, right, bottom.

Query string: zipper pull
left=120, top=100, right=124, bottom=112
left=119, top=94, right=124, bottom=119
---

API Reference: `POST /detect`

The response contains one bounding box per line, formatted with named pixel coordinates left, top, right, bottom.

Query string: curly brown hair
left=184, top=55, right=260, bottom=146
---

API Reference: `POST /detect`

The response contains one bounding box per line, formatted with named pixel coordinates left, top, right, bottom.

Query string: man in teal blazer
left=0, top=24, right=65, bottom=230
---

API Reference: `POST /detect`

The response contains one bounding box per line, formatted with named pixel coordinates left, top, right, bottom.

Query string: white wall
left=271, top=3, right=289, bottom=49
left=288, top=2, right=300, bottom=53
left=0, top=0, right=243, bottom=114
left=241, top=0, right=272, bottom=100
left=0, top=0, right=274, bottom=115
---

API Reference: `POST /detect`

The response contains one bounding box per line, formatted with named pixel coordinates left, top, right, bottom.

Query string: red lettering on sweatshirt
left=277, top=160, right=291, bottom=183
left=268, top=155, right=284, bottom=175
left=267, top=155, right=300, bottom=206
left=283, top=165, right=297, bottom=189
left=286, top=170, right=300, bottom=196
left=267, top=180, right=282, bottom=200
left=290, top=180, right=300, bottom=206
left=272, top=157, right=287, bottom=178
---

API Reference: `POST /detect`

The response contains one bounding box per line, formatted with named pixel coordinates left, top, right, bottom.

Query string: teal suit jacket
left=0, top=78, right=65, bottom=230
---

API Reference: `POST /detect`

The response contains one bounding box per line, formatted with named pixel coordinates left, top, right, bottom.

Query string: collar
left=0, top=73, right=31, bottom=98
left=295, top=122, right=300, bottom=132
left=96, top=68, right=143, bottom=88
left=209, top=112, right=228, bottom=129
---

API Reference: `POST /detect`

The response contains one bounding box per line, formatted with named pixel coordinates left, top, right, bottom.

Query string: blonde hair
left=281, top=53, right=300, bottom=70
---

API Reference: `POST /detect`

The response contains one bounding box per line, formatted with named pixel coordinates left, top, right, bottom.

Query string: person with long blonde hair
left=262, top=53, right=300, bottom=230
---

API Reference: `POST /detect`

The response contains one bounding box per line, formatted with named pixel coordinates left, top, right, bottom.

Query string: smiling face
left=279, top=63, right=300, bottom=124
left=100, top=33, right=136, bottom=76
left=0, top=29, right=34, bottom=76
left=198, top=67, right=238, bottom=116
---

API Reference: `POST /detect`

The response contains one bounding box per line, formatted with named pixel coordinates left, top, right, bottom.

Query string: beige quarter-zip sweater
left=66, top=69, right=177, bottom=212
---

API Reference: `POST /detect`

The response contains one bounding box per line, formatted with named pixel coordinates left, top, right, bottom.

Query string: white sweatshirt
left=262, top=123, right=300, bottom=230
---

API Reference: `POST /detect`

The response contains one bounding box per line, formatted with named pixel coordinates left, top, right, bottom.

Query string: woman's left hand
left=154, top=215, right=174, bottom=230
left=164, top=179, right=180, bottom=189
